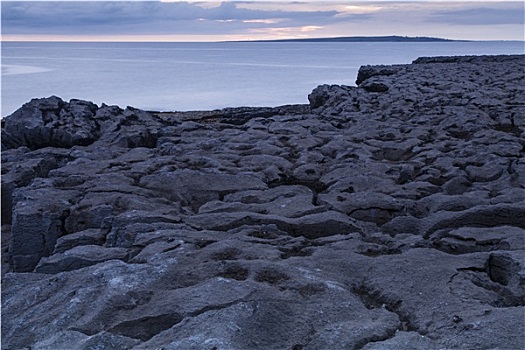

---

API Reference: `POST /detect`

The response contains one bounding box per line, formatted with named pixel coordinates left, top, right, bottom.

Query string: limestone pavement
left=1, top=55, right=524, bottom=349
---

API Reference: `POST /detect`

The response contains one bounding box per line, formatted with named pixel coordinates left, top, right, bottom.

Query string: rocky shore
left=2, top=55, right=524, bottom=349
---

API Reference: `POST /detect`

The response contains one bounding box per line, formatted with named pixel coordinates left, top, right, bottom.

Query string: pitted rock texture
left=2, top=55, right=524, bottom=350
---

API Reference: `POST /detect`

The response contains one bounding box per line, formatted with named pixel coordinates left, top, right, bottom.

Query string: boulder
left=1, top=96, right=99, bottom=150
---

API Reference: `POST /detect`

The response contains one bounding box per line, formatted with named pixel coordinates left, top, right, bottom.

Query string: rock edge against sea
left=1, top=55, right=524, bottom=350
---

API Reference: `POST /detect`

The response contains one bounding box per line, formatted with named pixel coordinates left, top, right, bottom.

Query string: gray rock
left=319, top=191, right=404, bottom=225
left=200, top=185, right=322, bottom=218
left=53, top=228, right=106, bottom=254
left=361, top=80, right=390, bottom=93
left=104, top=210, right=185, bottom=248
left=186, top=210, right=362, bottom=239
left=361, top=331, right=439, bottom=350
left=9, top=189, right=74, bottom=272
left=381, top=215, right=422, bottom=236
left=2, top=54, right=524, bottom=350
left=416, top=191, right=489, bottom=215
left=356, top=65, right=401, bottom=85
left=34, top=245, right=129, bottom=273
left=488, top=251, right=525, bottom=293
left=139, top=169, right=267, bottom=211
left=1, top=96, right=99, bottom=150
left=1, top=155, right=59, bottom=224
left=32, top=330, right=140, bottom=350
left=430, top=226, right=525, bottom=254
left=465, top=161, right=505, bottom=183
left=442, top=175, right=472, bottom=195
left=423, top=203, right=525, bottom=237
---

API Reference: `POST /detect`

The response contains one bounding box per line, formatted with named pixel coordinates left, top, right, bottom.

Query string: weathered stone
left=34, top=245, right=129, bottom=273
left=104, top=210, right=185, bottom=248
left=308, top=84, right=332, bottom=109
left=1, top=96, right=99, bottom=150
left=186, top=210, right=362, bottom=239
left=356, top=65, right=401, bottom=85
left=465, top=162, right=505, bottom=183
left=53, top=228, right=106, bottom=254
left=416, top=191, right=489, bottom=215
left=200, top=185, right=322, bottom=218
left=361, top=331, right=439, bottom=350
left=139, top=169, right=267, bottom=211
left=430, top=226, right=525, bottom=254
left=423, top=203, right=525, bottom=237
left=487, top=251, right=525, bottom=291
left=442, top=175, right=472, bottom=195
left=1, top=153, right=61, bottom=224
left=2, top=54, right=524, bottom=350
left=361, top=80, right=390, bottom=93
left=381, top=215, right=422, bottom=236
left=319, top=191, right=405, bottom=225
left=9, top=190, right=74, bottom=272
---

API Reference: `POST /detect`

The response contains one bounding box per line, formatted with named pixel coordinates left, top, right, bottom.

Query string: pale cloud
left=343, top=5, right=383, bottom=14
left=247, top=25, right=324, bottom=39
left=243, top=19, right=283, bottom=24
left=300, top=26, right=323, bottom=32
left=1, top=1, right=523, bottom=41
left=1, top=1, right=346, bottom=39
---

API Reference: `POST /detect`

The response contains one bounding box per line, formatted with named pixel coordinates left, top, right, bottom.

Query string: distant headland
left=237, top=35, right=467, bottom=43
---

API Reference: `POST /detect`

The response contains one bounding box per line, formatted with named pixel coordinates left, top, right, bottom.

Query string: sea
left=2, top=41, right=524, bottom=117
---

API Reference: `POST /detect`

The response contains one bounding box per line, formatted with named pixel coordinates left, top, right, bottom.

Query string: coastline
left=2, top=54, right=524, bottom=349
left=3, top=40, right=524, bottom=118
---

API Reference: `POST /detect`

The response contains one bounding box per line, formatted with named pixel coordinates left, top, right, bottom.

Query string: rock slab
left=2, top=55, right=524, bottom=350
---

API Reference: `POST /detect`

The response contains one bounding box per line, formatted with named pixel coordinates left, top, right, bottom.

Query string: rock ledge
left=2, top=54, right=524, bottom=350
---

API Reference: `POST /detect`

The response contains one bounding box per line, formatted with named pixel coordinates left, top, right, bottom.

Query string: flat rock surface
left=2, top=54, right=524, bottom=349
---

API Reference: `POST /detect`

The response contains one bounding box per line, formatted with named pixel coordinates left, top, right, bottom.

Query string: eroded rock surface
left=2, top=55, right=524, bottom=349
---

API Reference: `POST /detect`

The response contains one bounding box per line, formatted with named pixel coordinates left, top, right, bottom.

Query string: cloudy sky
left=2, top=1, right=524, bottom=41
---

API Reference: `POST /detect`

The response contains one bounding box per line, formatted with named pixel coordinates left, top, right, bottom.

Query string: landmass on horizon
left=233, top=35, right=468, bottom=43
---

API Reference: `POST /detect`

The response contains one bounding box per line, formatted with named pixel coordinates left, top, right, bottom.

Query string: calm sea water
left=2, top=41, right=523, bottom=117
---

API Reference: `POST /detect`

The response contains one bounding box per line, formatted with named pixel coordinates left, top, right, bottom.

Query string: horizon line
left=2, top=35, right=524, bottom=43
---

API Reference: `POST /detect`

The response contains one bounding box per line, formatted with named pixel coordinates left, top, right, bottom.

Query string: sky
left=1, top=1, right=524, bottom=42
